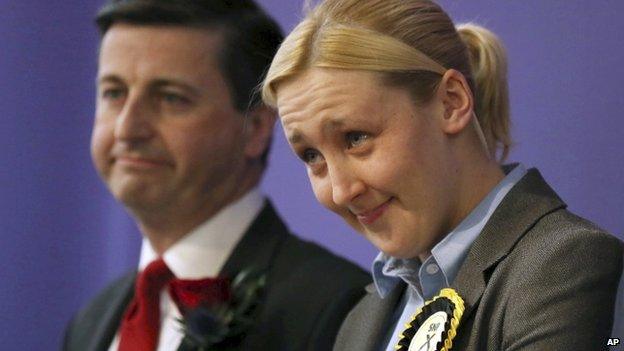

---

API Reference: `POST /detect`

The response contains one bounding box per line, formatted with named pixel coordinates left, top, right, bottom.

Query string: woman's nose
left=328, top=163, right=365, bottom=207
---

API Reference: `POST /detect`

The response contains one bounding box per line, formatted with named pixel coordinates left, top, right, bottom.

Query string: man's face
left=92, top=24, right=252, bottom=221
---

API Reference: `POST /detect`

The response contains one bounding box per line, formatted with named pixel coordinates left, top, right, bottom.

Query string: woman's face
left=277, top=68, right=460, bottom=259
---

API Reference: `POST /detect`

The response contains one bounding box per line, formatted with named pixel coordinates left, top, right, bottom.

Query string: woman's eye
left=346, top=131, right=369, bottom=148
left=301, top=149, right=323, bottom=165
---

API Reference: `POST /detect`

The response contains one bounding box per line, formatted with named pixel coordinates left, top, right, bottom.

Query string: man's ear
left=436, top=69, right=474, bottom=135
left=243, top=104, right=277, bottom=159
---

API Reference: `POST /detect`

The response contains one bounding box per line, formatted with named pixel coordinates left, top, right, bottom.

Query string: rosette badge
left=395, top=288, right=464, bottom=351
left=170, top=269, right=266, bottom=351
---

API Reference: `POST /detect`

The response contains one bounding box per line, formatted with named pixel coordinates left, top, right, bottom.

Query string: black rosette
left=395, top=288, right=464, bottom=351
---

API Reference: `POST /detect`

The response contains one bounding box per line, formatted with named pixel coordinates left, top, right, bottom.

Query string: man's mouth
left=115, top=155, right=172, bottom=169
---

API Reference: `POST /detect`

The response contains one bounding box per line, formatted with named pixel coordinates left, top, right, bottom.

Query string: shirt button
left=426, top=264, right=440, bottom=275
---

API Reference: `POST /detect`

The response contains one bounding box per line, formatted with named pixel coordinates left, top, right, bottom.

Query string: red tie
left=118, top=258, right=174, bottom=351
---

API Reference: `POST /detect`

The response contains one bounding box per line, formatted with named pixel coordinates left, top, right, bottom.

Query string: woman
left=262, top=0, right=622, bottom=350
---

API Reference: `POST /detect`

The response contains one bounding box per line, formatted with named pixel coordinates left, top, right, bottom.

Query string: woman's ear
left=244, top=104, right=277, bottom=160
left=436, top=69, right=474, bottom=135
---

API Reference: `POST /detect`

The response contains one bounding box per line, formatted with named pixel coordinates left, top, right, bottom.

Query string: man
left=63, top=1, right=369, bottom=350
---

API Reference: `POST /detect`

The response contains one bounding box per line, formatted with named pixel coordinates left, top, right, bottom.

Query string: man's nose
left=113, top=94, right=153, bottom=141
left=328, top=162, right=365, bottom=207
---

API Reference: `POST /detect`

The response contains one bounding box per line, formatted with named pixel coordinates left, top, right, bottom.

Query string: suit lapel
left=334, top=282, right=405, bottom=351
left=451, top=168, right=566, bottom=321
left=88, top=202, right=283, bottom=351
left=88, top=272, right=135, bottom=351
left=219, top=200, right=287, bottom=280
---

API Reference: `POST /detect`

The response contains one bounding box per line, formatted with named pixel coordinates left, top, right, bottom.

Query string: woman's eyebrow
left=286, top=116, right=349, bottom=145
left=287, top=131, right=303, bottom=144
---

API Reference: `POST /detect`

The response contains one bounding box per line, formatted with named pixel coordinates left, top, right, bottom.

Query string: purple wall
left=1, top=0, right=622, bottom=349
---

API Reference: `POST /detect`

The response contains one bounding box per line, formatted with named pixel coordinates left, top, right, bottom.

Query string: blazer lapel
left=334, top=282, right=405, bottom=351
left=336, top=168, right=567, bottom=350
left=452, top=168, right=566, bottom=321
left=87, top=272, right=135, bottom=351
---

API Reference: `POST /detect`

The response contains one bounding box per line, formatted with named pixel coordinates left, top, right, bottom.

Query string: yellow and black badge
left=395, top=288, right=464, bottom=351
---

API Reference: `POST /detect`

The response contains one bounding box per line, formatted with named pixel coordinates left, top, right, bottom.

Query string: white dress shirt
left=108, top=188, right=264, bottom=351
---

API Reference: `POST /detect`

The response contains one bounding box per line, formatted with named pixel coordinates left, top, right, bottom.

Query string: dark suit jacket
left=64, top=201, right=370, bottom=351
left=334, top=168, right=623, bottom=351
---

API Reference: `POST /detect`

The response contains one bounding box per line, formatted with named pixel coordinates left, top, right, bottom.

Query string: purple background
left=1, top=0, right=623, bottom=349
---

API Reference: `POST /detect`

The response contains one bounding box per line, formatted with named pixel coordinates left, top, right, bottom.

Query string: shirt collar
left=373, top=164, right=528, bottom=297
left=138, top=188, right=264, bottom=279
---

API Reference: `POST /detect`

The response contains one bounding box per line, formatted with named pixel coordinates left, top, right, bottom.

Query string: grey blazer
left=334, top=168, right=623, bottom=351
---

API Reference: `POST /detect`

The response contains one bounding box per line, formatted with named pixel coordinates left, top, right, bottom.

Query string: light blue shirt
left=375, top=164, right=527, bottom=351
left=373, top=163, right=624, bottom=350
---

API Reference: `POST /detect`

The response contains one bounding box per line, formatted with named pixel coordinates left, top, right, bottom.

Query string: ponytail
left=457, top=23, right=512, bottom=161
left=261, top=0, right=513, bottom=161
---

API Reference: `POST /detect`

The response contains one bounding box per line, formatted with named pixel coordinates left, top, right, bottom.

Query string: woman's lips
left=355, top=198, right=392, bottom=225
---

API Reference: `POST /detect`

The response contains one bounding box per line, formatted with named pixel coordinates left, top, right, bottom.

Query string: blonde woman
left=262, top=0, right=623, bottom=350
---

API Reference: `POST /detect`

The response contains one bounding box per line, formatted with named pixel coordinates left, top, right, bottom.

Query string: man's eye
left=301, top=149, right=323, bottom=165
left=346, top=131, right=369, bottom=149
left=161, top=92, right=190, bottom=105
left=101, top=88, right=125, bottom=100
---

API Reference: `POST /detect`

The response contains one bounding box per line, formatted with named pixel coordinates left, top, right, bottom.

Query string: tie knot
left=137, top=258, right=174, bottom=298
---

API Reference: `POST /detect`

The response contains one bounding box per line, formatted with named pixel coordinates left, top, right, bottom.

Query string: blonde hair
left=262, top=0, right=512, bottom=161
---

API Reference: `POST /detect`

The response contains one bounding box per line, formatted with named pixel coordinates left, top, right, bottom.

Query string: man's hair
left=96, top=0, right=283, bottom=165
